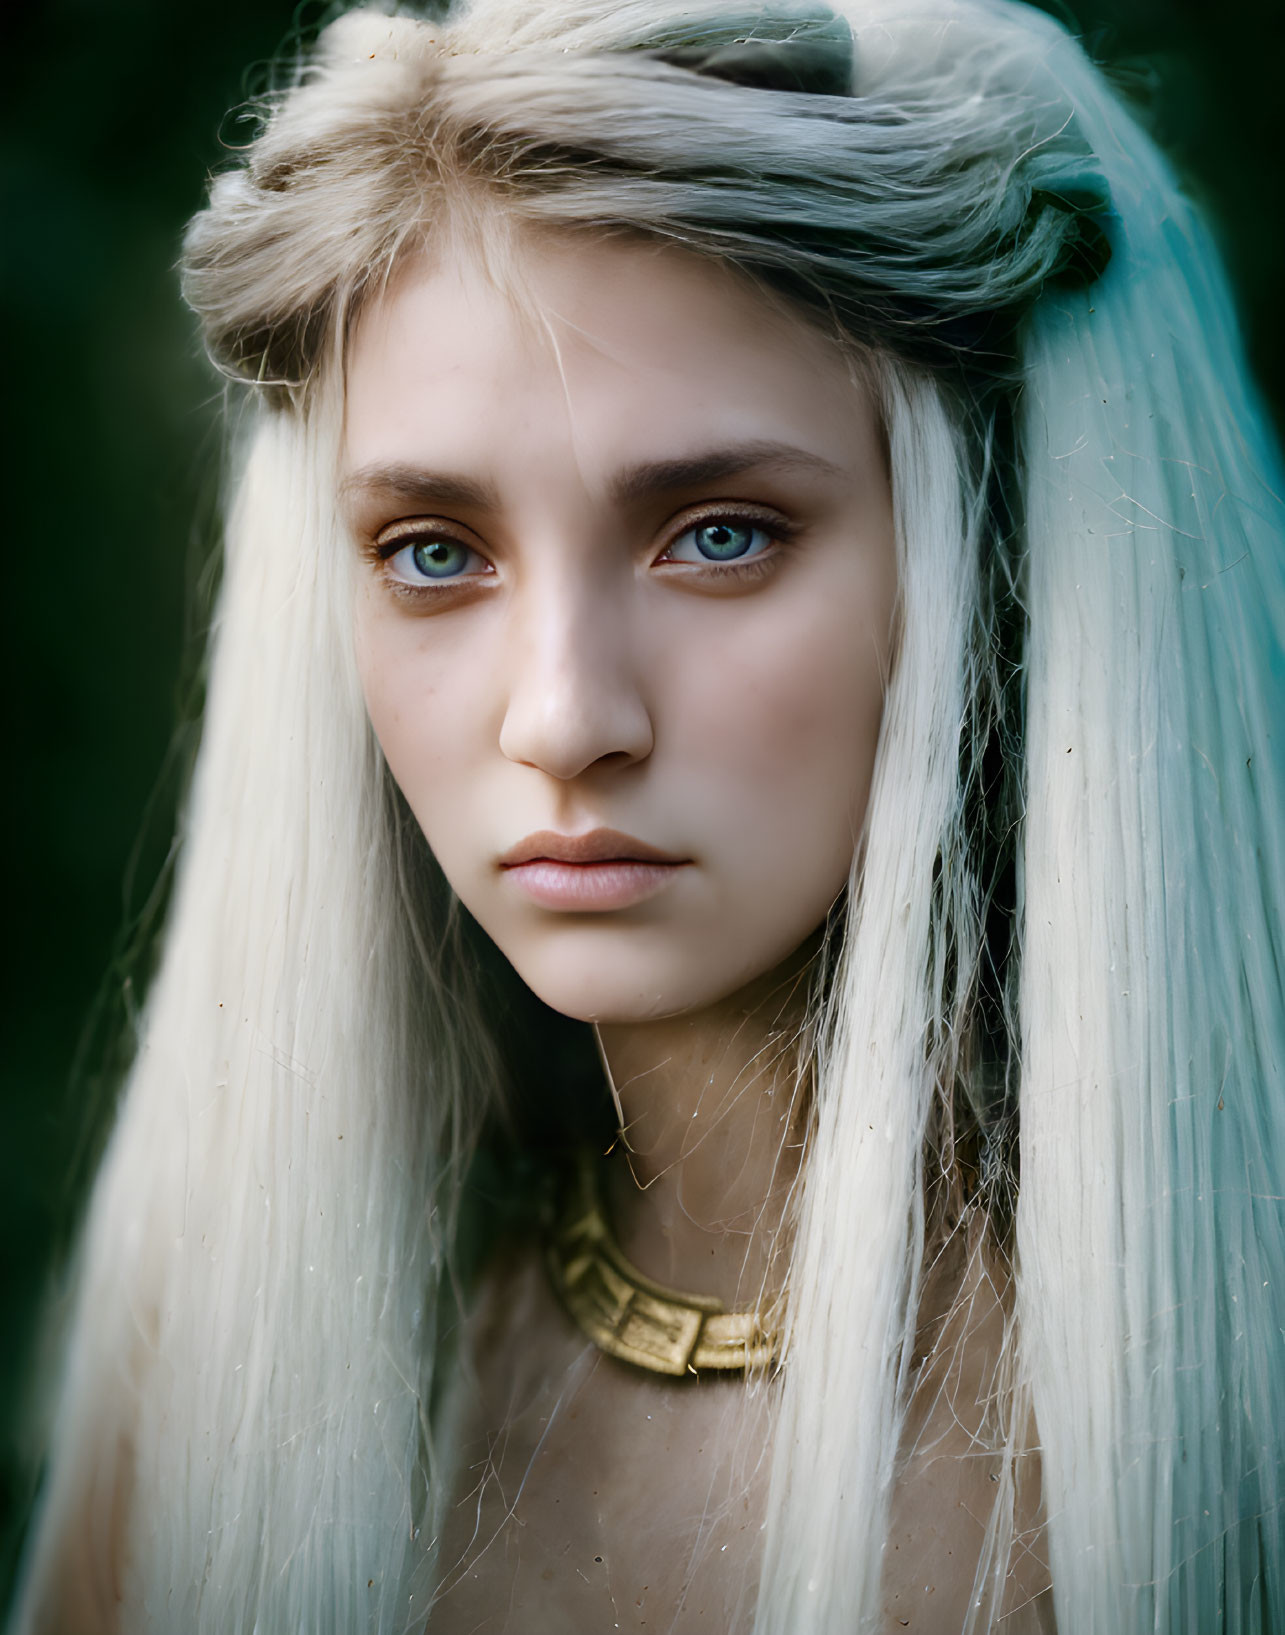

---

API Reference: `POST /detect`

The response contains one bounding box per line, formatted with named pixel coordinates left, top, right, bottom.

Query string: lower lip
left=501, top=860, right=687, bottom=911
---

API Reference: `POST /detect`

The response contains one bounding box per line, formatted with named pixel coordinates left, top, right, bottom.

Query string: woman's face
left=344, top=234, right=897, bottom=1023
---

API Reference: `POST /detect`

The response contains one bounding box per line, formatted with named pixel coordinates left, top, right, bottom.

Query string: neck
left=595, top=942, right=816, bottom=1308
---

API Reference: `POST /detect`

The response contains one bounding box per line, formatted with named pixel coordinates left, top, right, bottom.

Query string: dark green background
left=4, top=0, right=1283, bottom=1598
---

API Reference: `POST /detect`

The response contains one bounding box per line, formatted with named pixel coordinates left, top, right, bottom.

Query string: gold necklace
left=545, top=1153, right=781, bottom=1377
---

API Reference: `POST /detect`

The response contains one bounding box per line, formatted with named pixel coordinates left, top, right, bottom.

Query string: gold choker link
left=545, top=1155, right=781, bottom=1378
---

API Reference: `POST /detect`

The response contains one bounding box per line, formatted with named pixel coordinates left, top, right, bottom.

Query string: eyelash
left=656, top=505, right=798, bottom=578
left=366, top=504, right=799, bottom=601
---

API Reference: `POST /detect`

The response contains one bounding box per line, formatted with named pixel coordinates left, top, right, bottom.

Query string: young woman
left=12, top=1, right=1283, bottom=1631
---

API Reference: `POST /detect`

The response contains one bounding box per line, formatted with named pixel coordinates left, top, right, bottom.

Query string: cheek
left=660, top=581, right=890, bottom=864
left=353, top=600, right=487, bottom=809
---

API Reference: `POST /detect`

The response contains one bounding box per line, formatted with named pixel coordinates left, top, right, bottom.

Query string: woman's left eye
left=663, top=518, right=776, bottom=565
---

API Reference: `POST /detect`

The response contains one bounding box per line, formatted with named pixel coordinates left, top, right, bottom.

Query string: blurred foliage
left=2, top=0, right=1282, bottom=1601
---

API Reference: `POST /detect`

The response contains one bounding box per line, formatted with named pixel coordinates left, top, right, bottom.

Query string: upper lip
left=498, top=828, right=688, bottom=867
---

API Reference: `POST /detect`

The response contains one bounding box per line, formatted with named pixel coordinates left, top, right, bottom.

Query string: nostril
left=497, top=663, right=654, bottom=781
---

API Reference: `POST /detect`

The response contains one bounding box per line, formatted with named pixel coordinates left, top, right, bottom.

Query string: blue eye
left=667, top=519, right=774, bottom=564
left=386, top=536, right=486, bottom=583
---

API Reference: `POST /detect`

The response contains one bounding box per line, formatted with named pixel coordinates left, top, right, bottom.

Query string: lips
left=499, top=828, right=685, bottom=867
left=498, top=828, right=690, bottom=911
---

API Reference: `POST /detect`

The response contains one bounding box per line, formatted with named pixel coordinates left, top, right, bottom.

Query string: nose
left=498, top=579, right=654, bottom=780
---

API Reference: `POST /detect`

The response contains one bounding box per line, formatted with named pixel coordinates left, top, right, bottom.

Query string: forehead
left=343, top=234, right=879, bottom=483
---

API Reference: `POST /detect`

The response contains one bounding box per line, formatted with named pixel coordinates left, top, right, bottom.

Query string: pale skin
left=345, top=231, right=1052, bottom=1632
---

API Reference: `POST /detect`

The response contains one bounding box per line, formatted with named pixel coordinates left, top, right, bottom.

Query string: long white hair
left=13, top=3, right=1283, bottom=1633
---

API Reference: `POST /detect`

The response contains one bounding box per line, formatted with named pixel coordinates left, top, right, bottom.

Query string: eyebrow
left=609, top=442, right=848, bottom=503
left=339, top=463, right=498, bottom=513
left=340, top=441, right=847, bottom=515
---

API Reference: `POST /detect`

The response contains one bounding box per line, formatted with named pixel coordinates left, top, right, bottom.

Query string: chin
left=519, top=965, right=704, bottom=1026
left=503, top=927, right=795, bottom=1026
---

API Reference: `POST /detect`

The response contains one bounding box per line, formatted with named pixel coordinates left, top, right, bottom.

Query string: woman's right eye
left=381, top=534, right=490, bottom=586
